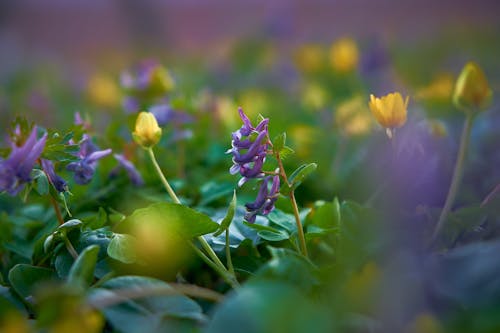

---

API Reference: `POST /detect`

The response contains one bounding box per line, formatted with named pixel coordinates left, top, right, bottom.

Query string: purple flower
left=244, top=175, right=280, bottom=223
left=66, top=135, right=112, bottom=185
left=0, top=127, right=47, bottom=195
left=41, top=159, right=67, bottom=192
left=110, top=154, right=144, bottom=186
left=149, top=104, right=193, bottom=127
left=227, top=107, right=269, bottom=187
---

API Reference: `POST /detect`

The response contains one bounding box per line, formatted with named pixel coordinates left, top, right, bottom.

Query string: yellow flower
left=289, top=125, right=317, bottom=158
left=301, top=82, right=328, bottom=110
left=133, top=112, right=162, bottom=148
left=293, top=44, right=325, bottom=74
left=416, top=73, right=454, bottom=101
left=329, top=37, right=359, bottom=73
left=453, top=61, right=492, bottom=112
left=369, top=92, right=409, bottom=138
left=86, top=74, right=121, bottom=109
left=335, top=95, right=373, bottom=136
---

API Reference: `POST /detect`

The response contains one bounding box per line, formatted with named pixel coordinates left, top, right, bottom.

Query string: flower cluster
left=244, top=175, right=280, bottom=223
left=66, top=135, right=112, bottom=185
left=0, top=126, right=46, bottom=195
left=227, top=108, right=269, bottom=187
left=228, top=108, right=281, bottom=223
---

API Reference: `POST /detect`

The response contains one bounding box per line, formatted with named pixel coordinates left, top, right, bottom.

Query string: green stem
left=189, top=243, right=239, bottom=289
left=147, top=148, right=182, bottom=204
left=433, top=114, right=474, bottom=239
left=50, top=196, right=65, bottom=225
left=225, top=229, right=235, bottom=276
left=276, top=152, right=309, bottom=257
left=63, top=235, right=79, bottom=260
left=147, top=147, right=238, bottom=288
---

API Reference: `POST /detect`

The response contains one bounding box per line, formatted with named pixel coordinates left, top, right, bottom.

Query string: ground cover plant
left=0, top=32, right=499, bottom=333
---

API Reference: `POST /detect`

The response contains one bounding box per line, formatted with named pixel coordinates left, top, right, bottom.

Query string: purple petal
left=86, top=148, right=112, bottom=164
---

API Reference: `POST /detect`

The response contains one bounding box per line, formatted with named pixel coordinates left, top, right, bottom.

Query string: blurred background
left=1, top=0, right=499, bottom=71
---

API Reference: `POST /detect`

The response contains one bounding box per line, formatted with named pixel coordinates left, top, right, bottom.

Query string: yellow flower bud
left=368, top=92, right=409, bottom=138
left=329, top=37, right=359, bottom=73
left=452, top=61, right=492, bottom=112
left=133, top=112, right=162, bottom=148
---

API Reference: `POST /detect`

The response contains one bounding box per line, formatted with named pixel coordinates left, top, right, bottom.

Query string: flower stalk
left=276, top=151, right=308, bottom=258
left=432, top=113, right=473, bottom=239
left=147, top=147, right=239, bottom=288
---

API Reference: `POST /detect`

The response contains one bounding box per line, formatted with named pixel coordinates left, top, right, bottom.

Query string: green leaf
left=288, top=163, right=317, bottom=190
left=8, top=264, right=58, bottom=299
left=57, top=219, right=83, bottom=233
left=67, top=245, right=100, bottom=289
left=199, top=181, right=234, bottom=206
left=121, top=203, right=219, bottom=240
left=89, top=276, right=205, bottom=333
left=273, top=132, right=286, bottom=152
left=107, top=234, right=138, bottom=264
left=206, top=281, right=332, bottom=333
left=213, top=190, right=237, bottom=237
left=32, top=169, right=49, bottom=196
left=279, top=146, right=295, bottom=161
left=243, top=222, right=290, bottom=242
left=306, top=198, right=341, bottom=229
left=267, top=210, right=296, bottom=233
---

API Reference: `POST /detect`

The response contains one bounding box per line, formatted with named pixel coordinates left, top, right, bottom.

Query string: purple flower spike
left=110, top=154, right=144, bottom=186
left=0, top=126, right=47, bottom=195
left=66, top=135, right=112, bottom=185
left=41, top=159, right=67, bottom=193
left=228, top=107, right=269, bottom=186
left=244, top=175, right=280, bottom=223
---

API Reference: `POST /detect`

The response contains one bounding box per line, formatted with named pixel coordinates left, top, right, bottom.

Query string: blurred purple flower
left=149, top=104, right=193, bottom=127
left=0, top=126, right=47, bottom=195
left=227, top=107, right=269, bottom=187
left=244, top=175, right=280, bottom=223
left=41, top=159, right=67, bottom=192
left=122, top=96, right=140, bottom=114
left=110, top=154, right=144, bottom=186
left=66, top=135, right=112, bottom=185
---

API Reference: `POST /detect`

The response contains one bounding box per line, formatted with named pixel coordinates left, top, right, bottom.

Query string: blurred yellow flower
left=405, top=313, right=443, bottom=333
left=133, top=112, right=162, bottom=148
left=87, top=74, right=121, bottom=109
left=301, top=82, right=328, bottom=110
left=344, top=261, right=381, bottom=311
left=215, top=95, right=239, bottom=130
left=453, top=61, right=492, bottom=112
left=239, top=89, right=268, bottom=118
left=0, top=311, right=31, bottom=333
left=335, top=95, right=373, bottom=136
left=289, top=124, right=317, bottom=158
left=416, top=73, right=454, bottom=101
left=149, top=66, right=175, bottom=96
left=369, top=92, right=409, bottom=138
left=329, top=37, right=359, bottom=73
left=293, top=44, right=325, bottom=74
left=427, top=119, right=448, bottom=138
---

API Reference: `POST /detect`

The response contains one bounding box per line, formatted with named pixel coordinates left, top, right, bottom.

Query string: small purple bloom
left=41, top=159, right=67, bottom=192
left=0, top=126, right=47, bottom=195
left=227, top=107, right=269, bottom=186
left=66, top=135, right=112, bottom=185
left=110, top=154, right=144, bottom=186
left=244, top=175, right=280, bottom=223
